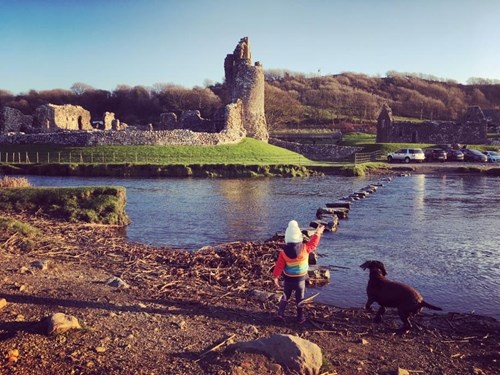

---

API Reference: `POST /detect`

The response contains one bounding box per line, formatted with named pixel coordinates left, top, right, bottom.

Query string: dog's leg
left=365, top=297, right=375, bottom=312
left=398, top=310, right=413, bottom=330
left=374, top=306, right=385, bottom=323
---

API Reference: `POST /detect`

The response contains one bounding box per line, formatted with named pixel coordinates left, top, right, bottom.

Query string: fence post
left=58, top=152, right=61, bottom=163
left=26, top=152, right=30, bottom=163
left=47, top=152, right=50, bottom=164
left=36, top=152, right=39, bottom=163
left=69, top=152, right=72, bottom=164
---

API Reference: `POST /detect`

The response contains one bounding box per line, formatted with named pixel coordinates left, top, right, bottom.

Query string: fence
left=0, top=151, right=310, bottom=166
left=354, top=150, right=383, bottom=165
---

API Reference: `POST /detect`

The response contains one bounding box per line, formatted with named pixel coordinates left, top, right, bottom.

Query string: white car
left=387, top=148, right=425, bottom=163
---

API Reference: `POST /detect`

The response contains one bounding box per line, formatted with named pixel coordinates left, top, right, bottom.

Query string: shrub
left=0, top=176, right=32, bottom=188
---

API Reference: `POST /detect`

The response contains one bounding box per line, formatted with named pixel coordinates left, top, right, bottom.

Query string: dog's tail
left=421, top=301, right=442, bottom=311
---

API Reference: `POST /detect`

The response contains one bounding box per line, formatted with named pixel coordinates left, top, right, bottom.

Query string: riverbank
left=2, top=161, right=499, bottom=179
left=1, top=212, right=498, bottom=374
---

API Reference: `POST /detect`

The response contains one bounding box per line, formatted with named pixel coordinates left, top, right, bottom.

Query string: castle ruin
left=160, top=37, right=268, bottom=141
left=0, top=37, right=267, bottom=146
left=376, top=104, right=487, bottom=145
left=224, top=37, right=268, bottom=141
left=34, top=104, right=93, bottom=132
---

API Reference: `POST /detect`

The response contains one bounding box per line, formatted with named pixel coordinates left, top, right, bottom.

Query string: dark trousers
left=277, top=279, right=306, bottom=319
left=283, top=279, right=305, bottom=304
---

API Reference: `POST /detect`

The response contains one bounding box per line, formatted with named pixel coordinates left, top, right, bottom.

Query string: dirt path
left=1, top=212, right=498, bottom=374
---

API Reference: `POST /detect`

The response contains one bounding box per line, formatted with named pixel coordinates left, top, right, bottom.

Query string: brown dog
left=360, top=260, right=442, bottom=330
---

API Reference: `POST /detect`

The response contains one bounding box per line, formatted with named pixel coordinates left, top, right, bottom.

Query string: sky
left=1, top=0, right=499, bottom=94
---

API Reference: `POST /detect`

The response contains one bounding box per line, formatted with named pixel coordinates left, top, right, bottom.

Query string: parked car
left=444, top=149, right=465, bottom=162
left=424, top=148, right=447, bottom=162
left=461, top=148, right=487, bottom=162
left=483, top=150, right=500, bottom=163
left=387, top=148, right=425, bottom=163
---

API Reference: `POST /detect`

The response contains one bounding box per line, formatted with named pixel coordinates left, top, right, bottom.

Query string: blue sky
left=1, top=0, right=499, bottom=94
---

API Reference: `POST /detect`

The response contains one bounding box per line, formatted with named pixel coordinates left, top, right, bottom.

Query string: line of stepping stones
left=275, top=176, right=394, bottom=286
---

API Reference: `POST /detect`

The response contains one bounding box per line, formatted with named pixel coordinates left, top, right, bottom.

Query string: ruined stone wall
left=34, top=104, right=92, bottom=132
left=269, top=138, right=362, bottom=161
left=376, top=105, right=487, bottom=144
left=0, top=107, right=33, bottom=134
left=0, top=114, right=245, bottom=147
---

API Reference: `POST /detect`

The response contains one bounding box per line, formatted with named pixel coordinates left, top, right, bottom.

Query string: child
left=272, top=220, right=325, bottom=323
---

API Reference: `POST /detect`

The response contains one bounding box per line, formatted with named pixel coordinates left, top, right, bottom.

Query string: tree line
left=1, top=71, right=499, bottom=132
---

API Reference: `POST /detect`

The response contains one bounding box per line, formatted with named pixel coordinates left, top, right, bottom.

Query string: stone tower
left=376, top=103, right=393, bottom=143
left=224, top=37, right=268, bottom=142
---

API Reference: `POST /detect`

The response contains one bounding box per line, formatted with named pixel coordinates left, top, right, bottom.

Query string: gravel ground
left=0, top=212, right=498, bottom=375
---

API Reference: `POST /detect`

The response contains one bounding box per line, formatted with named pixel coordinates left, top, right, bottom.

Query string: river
left=21, top=173, right=500, bottom=319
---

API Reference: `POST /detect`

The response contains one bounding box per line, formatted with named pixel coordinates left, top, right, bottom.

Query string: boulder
left=46, top=313, right=82, bottom=335
left=226, top=333, right=322, bottom=375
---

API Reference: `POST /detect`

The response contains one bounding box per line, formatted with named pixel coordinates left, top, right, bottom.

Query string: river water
left=22, top=174, right=500, bottom=319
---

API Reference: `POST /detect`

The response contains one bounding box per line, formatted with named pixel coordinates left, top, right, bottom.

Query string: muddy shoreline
left=0, top=211, right=498, bottom=374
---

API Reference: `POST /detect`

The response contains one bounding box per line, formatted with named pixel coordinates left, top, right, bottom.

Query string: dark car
left=445, top=149, right=465, bottom=161
left=424, top=148, right=447, bottom=162
left=461, top=148, right=487, bottom=162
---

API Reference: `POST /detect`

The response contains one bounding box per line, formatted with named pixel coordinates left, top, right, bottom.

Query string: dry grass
left=0, top=176, right=32, bottom=188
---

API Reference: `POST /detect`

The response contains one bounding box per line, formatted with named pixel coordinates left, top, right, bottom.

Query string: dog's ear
left=377, top=261, right=387, bottom=276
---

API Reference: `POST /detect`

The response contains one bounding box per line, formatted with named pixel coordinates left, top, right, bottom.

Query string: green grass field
left=0, top=138, right=317, bottom=166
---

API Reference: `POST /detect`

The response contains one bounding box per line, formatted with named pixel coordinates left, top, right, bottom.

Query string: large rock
left=46, top=313, right=82, bottom=335
left=226, top=334, right=322, bottom=375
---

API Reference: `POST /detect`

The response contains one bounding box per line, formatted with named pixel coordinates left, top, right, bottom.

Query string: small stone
left=398, top=368, right=411, bottom=375
left=108, top=312, right=117, bottom=318
left=247, top=325, right=259, bottom=335
left=19, top=285, right=27, bottom=292
left=126, top=334, right=134, bottom=340
left=30, top=260, right=49, bottom=271
left=6, top=349, right=19, bottom=363
left=137, top=303, right=147, bottom=309
left=359, top=338, right=369, bottom=345
left=15, top=314, right=25, bottom=322
left=95, top=347, right=106, bottom=353
left=105, top=277, right=129, bottom=289
left=174, top=320, right=186, bottom=330
left=0, top=298, right=7, bottom=310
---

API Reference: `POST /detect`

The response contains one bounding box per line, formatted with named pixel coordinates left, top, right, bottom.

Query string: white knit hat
left=285, top=220, right=303, bottom=243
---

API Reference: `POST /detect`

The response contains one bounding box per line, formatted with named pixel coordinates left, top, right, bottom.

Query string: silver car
left=387, top=148, right=425, bottom=163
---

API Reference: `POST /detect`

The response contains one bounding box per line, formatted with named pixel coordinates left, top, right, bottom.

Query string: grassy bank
left=0, top=186, right=129, bottom=225
left=0, top=138, right=314, bottom=166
